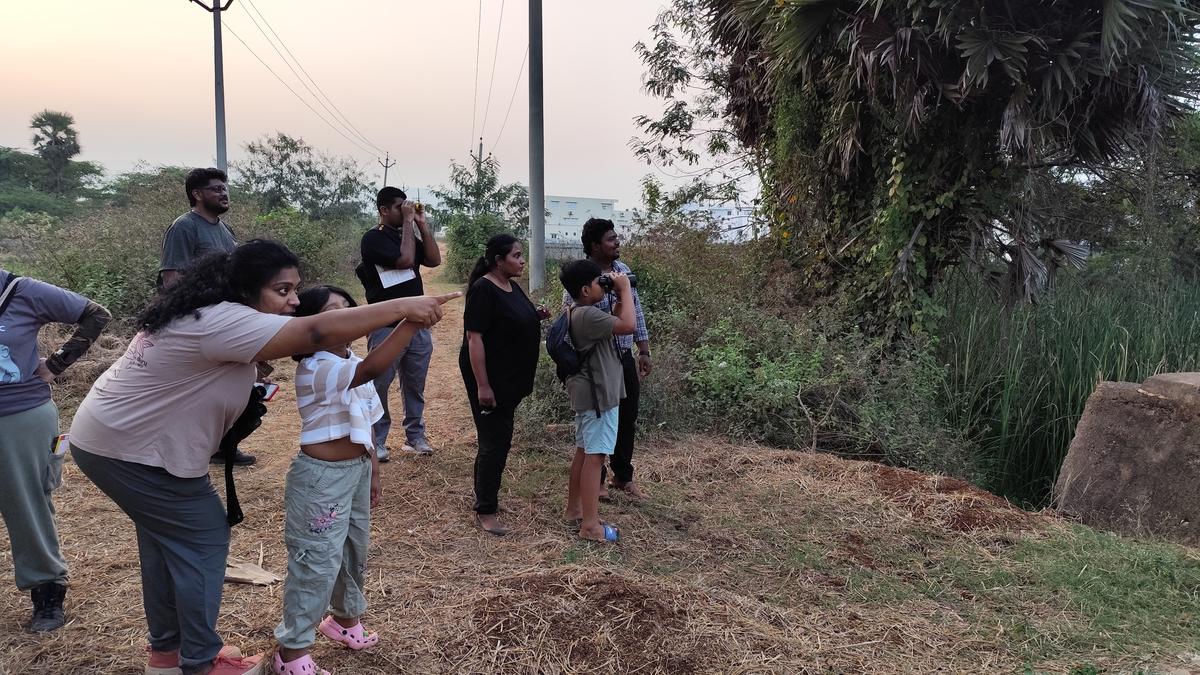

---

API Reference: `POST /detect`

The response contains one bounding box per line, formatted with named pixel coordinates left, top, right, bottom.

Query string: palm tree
left=30, top=110, right=81, bottom=194
left=687, top=0, right=1200, bottom=330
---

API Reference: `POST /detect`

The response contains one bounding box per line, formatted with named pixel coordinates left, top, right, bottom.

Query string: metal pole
left=528, top=0, right=545, bottom=291
left=213, top=1, right=229, bottom=173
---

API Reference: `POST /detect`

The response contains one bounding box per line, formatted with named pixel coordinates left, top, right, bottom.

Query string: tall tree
left=432, top=151, right=529, bottom=282
left=235, top=133, right=372, bottom=221
left=30, top=110, right=81, bottom=194
left=638, top=0, right=1200, bottom=334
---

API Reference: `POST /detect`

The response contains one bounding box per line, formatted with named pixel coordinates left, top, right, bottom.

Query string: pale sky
left=0, top=1, right=672, bottom=207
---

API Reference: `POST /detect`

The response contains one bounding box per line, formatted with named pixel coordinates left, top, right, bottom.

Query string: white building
left=680, top=203, right=757, bottom=242
left=543, top=195, right=637, bottom=243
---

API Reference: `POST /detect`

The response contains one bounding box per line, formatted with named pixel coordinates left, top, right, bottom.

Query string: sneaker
left=29, top=582, right=66, bottom=632
left=375, top=445, right=391, bottom=463
left=210, top=449, right=257, bottom=466
left=405, top=439, right=434, bottom=456
left=206, top=653, right=264, bottom=675
left=146, top=646, right=242, bottom=675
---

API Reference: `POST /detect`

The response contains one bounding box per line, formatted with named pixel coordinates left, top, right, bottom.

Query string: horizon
left=0, top=1, right=679, bottom=208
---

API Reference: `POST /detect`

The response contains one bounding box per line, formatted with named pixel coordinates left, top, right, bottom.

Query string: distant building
left=543, top=195, right=638, bottom=243
left=679, top=203, right=757, bottom=242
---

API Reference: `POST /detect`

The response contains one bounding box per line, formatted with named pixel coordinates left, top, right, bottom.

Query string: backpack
left=545, top=306, right=602, bottom=417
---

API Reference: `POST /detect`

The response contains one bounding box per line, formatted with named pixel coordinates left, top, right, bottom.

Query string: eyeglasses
left=201, top=185, right=229, bottom=194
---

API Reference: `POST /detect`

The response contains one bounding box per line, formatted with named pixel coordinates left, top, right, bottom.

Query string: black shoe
left=30, top=582, right=66, bottom=632
left=210, top=449, right=258, bottom=466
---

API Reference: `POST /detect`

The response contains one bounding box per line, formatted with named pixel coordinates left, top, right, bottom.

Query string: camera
left=598, top=273, right=637, bottom=292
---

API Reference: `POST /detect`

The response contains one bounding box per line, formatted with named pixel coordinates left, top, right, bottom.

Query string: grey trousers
left=274, top=452, right=372, bottom=649
left=72, top=446, right=228, bottom=670
left=0, top=400, right=68, bottom=591
left=368, top=325, right=432, bottom=448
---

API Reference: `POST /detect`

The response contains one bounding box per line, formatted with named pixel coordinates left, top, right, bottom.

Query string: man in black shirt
left=356, top=186, right=442, bottom=461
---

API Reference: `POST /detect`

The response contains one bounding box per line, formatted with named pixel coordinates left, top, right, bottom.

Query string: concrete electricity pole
left=378, top=152, right=396, bottom=187
left=190, top=0, right=233, bottom=173
left=528, top=0, right=545, bottom=290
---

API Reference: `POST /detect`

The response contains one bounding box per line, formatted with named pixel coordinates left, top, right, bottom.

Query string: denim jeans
left=368, top=326, right=432, bottom=449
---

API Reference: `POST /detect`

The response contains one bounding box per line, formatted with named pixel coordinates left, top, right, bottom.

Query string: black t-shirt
left=458, top=277, right=541, bottom=406
left=357, top=226, right=426, bottom=304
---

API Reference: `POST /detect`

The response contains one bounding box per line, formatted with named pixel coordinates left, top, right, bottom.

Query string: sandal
left=272, top=652, right=329, bottom=675
left=474, top=514, right=511, bottom=536
left=579, top=523, right=620, bottom=544
left=319, top=615, right=379, bottom=650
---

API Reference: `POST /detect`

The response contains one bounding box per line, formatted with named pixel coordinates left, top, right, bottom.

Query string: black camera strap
left=0, top=273, right=21, bottom=318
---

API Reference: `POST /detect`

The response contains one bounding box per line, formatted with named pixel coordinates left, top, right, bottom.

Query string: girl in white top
left=272, top=285, right=432, bottom=675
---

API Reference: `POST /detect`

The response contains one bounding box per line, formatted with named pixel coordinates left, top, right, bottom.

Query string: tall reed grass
left=938, top=273, right=1200, bottom=504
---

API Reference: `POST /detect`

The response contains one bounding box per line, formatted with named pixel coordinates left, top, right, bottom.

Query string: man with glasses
left=159, top=167, right=260, bottom=466
left=159, top=167, right=236, bottom=288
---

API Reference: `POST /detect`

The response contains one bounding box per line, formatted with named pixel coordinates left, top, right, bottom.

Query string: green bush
left=517, top=230, right=981, bottom=481
left=443, top=211, right=509, bottom=283
left=250, top=207, right=357, bottom=287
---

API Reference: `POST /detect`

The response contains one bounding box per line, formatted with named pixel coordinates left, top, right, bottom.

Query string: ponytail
left=465, top=233, right=520, bottom=291
left=467, top=255, right=491, bottom=289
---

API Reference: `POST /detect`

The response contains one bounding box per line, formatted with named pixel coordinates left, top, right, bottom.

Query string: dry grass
left=2, top=273, right=1195, bottom=674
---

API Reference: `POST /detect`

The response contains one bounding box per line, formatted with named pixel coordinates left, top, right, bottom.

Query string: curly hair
left=137, top=239, right=300, bottom=334
left=185, top=167, right=227, bottom=207
left=581, top=217, right=615, bottom=256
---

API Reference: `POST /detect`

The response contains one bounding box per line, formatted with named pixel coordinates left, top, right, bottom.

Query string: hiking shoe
left=210, top=449, right=257, bottom=466
left=29, top=582, right=66, bottom=632
left=375, top=445, right=391, bottom=463
left=405, top=439, right=434, bottom=456
left=146, top=646, right=242, bottom=675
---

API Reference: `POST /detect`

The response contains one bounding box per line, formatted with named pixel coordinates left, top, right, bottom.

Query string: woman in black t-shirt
left=459, top=234, right=549, bottom=535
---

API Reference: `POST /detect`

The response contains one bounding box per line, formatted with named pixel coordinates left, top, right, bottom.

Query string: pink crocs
left=272, top=651, right=330, bottom=675
left=318, top=615, right=379, bottom=650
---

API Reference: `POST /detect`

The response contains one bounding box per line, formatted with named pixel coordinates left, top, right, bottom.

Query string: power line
left=234, top=0, right=386, bottom=155
left=469, top=0, right=482, bottom=153
left=221, top=20, right=376, bottom=158
left=238, top=0, right=385, bottom=154
left=479, top=0, right=505, bottom=141
left=490, top=44, right=528, bottom=154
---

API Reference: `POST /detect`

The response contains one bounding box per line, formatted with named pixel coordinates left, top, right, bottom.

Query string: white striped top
left=295, top=350, right=383, bottom=452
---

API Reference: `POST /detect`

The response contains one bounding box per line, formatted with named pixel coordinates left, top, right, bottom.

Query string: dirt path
left=2, top=268, right=1188, bottom=673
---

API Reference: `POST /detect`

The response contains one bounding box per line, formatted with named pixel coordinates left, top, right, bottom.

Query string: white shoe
left=404, top=440, right=434, bottom=456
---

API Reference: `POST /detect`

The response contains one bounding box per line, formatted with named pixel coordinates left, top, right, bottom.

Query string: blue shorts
left=574, top=407, right=618, bottom=455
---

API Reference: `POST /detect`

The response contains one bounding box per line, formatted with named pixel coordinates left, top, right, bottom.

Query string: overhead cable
left=490, top=44, right=529, bottom=154
left=479, top=0, right=506, bottom=142
left=236, top=0, right=386, bottom=155
left=222, top=20, right=376, bottom=158
left=469, top=0, right=482, bottom=153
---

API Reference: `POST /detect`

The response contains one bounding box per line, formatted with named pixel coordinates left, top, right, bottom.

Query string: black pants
left=467, top=393, right=518, bottom=515
left=602, top=349, right=640, bottom=485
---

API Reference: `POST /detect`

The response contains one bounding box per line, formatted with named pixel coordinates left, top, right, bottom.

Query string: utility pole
left=190, top=0, right=233, bottom=173
left=378, top=152, right=396, bottom=187
left=528, top=0, right=545, bottom=290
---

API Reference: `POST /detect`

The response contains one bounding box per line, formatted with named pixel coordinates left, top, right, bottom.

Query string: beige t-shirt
left=69, top=302, right=291, bottom=478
